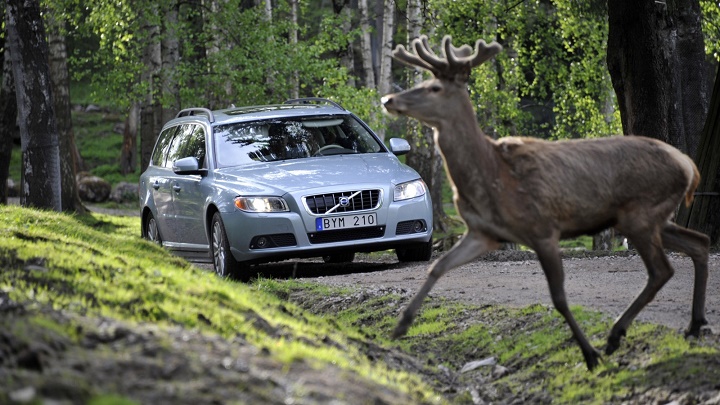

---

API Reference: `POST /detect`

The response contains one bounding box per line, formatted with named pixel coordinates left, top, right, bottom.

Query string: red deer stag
left=381, top=35, right=710, bottom=371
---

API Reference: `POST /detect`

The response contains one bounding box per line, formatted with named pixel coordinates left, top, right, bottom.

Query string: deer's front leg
left=534, top=240, right=602, bottom=371
left=392, top=232, right=500, bottom=339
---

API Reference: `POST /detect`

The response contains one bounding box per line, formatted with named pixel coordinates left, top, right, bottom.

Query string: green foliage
left=701, top=0, right=720, bottom=60
left=426, top=0, right=622, bottom=139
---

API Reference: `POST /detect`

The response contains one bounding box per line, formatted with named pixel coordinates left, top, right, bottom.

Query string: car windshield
left=213, top=115, right=385, bottom=167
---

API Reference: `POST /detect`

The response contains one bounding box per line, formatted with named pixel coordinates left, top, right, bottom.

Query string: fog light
left=256, top=236, right=268, bottom=248
left=413, top=220, right=426, bottom=233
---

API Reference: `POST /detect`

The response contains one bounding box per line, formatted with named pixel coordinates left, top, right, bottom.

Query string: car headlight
left=234, top=196, right=289, bottom=212
left=394, top=179, right=426, bottom=201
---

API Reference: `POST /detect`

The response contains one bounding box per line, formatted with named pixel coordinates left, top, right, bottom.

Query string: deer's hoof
left=605, top=327, right=627, bottom=356
left=391, top=323, right=409, bottom=339
left=685, top=318, right=708, bottom=338
left=583, top=347, right=602, bottom=371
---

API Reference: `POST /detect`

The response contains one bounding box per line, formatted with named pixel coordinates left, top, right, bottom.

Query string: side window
left=180, top=125, right=207, bottom=168
left=151, top=126, right=179, bottom=168
left=165, top=124, right=193, bottom=168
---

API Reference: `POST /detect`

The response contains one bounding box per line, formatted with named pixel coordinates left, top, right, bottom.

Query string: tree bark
left=120, top=103, right=139, bottom=175
left=7, top=0, right=61, bottom=211
left=677, top=64, right=720, bottom=246
left=161, top=1, right=181, bottom=125
left=402, top=0, right=448, bottom=233
left=607, top=0, right=709, bottom=159
left=289, top=0, right=299, bottom=98
left=332, top=0, right=355, bottom=88
left=358, top=0, right=376, bottom=88
left=47, top=11, right=86, bottom=214
left=0, top=10, right=17, bottom=205
left=378, top=0, right=395, bottom=98
left=139, top=11, right=163, bottom=173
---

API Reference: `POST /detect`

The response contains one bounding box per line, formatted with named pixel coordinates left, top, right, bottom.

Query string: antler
left=392, top=35, right=503, bottom=82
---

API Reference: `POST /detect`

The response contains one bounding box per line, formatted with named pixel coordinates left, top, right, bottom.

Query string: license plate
left=315, top=213, right=377, bottom=231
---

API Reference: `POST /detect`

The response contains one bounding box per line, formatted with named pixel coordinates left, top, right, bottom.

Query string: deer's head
left=381, top=35, right=502, bottom=128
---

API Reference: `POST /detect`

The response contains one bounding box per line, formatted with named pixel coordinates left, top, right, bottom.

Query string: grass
left=257, top=278, right=720, bottom=404
left=0, top=205, right=442, bottom=403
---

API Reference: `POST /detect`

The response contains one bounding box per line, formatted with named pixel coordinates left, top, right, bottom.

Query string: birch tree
left=47, top=10, right=86, bottom=213
left=358, top=0, right=376, bottom=88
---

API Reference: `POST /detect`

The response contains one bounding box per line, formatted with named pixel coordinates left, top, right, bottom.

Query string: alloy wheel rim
left=147, top=218, right=159, bottom=243
left=212, top=221, right=225, bottom=276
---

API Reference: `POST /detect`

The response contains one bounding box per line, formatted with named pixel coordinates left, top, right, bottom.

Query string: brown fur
left=382, top=35, right=710, bottom=371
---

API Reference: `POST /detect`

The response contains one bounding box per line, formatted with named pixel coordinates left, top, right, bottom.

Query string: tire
left=396, top=241, right=433, bottom=262
left=210, top=212, right=243, bottom=278
left=322, top=252, right=355, bottom=263
left=143, top=212, right=162, bottom=245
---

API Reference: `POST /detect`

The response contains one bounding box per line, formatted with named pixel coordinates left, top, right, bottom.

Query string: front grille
left=308, top=226, right=386, bottom=244
left=304, top=189, right=381, bottom=215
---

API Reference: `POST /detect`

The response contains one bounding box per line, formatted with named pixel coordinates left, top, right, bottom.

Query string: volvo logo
left=338, top=196, right=350, bottom=207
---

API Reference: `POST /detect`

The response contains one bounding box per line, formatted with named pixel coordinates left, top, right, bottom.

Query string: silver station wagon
left=139, top=98, right=433, bottom=278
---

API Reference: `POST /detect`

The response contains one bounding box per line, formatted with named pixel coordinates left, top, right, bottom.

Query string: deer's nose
left=381, top=96, right=393, bottom=106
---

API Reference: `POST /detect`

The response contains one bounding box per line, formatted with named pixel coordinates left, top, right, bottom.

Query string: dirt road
left=296, top=251, right=720, bottom=333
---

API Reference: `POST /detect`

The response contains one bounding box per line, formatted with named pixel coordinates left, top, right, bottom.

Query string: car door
left=166, top=123, right=209, bottom=247
left=146, top=126, right=179, bottom=242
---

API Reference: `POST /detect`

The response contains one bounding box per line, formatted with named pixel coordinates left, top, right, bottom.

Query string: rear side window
left=165, top=124, right=207, bottom=168
left=151, top=126, right=179, bottom=168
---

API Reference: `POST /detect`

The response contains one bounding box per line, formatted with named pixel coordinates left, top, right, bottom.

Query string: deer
left=381, top=35, right=710, bottom=371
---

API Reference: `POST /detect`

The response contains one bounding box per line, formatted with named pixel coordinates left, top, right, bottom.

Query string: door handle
left=173, top=184, right=182, bottom=192
left=152, top=181, right=160, bottom=190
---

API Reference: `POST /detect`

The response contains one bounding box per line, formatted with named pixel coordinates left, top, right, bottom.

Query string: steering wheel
left=314, top=144, right=345, bottom=155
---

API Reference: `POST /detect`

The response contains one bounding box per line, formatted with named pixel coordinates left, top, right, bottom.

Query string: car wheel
left=396, top=241, right=433, bottom=262
left=143, top=212, right=162, bottom=245
left=210, top=212, right=242, bottom=278
left=322, top=252, right=355, bottom=263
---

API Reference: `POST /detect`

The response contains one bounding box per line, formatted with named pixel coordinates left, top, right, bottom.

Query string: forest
left=2, top=0, right=720, bottom=243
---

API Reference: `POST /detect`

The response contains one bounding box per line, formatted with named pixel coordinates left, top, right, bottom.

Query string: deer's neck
left=434, top=99, right=499, bottom=182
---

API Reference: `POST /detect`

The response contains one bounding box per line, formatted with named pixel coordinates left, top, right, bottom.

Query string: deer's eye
left=429, top=84, right=442, bottom=93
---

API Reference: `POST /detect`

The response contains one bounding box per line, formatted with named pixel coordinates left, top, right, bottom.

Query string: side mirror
left=173, top=156, right=207, bottom=176
left=389, top=138, right=411, bottom=156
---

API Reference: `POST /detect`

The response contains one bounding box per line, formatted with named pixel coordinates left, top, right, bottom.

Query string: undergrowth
left=0, top=205, right=441, bottom=404
left=258, top=278, right=720, bottom=404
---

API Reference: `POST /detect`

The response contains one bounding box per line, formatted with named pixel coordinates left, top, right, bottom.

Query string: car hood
left=213, top=154, right=420, bottom=194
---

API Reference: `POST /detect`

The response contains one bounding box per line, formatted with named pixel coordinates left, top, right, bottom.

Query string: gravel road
left=297, top=251, right=720, bottom=333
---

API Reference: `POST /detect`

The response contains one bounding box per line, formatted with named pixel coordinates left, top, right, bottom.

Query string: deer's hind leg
left=661, top=221, right=710, bottom=337
left=606, top=228, right=674, bottom=355
left=391, top=231, right=500, bottom=339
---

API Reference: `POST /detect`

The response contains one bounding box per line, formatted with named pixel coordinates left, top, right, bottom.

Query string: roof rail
left=283, top=97, right=345, bottom=110
left=176, top=107, right=215, bottom=123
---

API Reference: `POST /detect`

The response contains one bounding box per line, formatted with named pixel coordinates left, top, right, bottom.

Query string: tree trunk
left=139, top=13, right=163, bottom=173
left=402, top=0, right=448, bottom=233
left=677, top=64, right=720, bottom=246
left=47, top=11, right=86, bottom=214
left=161, top=2, right=181, bottom=125
left=333, top=0, right=355, bottom=88
left=358, top=0, right=376, bottom=88
left=120, top=103, right=139, bottom=175
left=289, top=0, right=299, bottom=98
left=378, top=0, right=395, bottom=97
left=7, top=0, right=61, bottom=211
left=375, top=0, right=395, bottom=141
left=0, top=13, right=17, bottom=205
left=607, top=0, right=709, bottom=160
